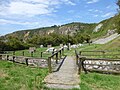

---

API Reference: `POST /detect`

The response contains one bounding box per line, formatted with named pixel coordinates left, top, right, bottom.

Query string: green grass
left=0, top=60, right=48, bottom=90
left=1, top=36, right=120, bottom=90
left=8, top=47, right=52, bottom=59
left=81, top=73, right=120, bottom=90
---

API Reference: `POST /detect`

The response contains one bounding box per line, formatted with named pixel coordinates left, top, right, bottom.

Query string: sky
left=0, top=0, right=119, bottom=35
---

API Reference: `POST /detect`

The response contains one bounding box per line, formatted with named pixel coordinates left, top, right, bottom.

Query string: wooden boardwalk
left=44, top=56, right=80, bottom=89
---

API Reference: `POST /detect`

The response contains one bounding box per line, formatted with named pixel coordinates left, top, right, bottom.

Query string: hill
left=0, top=14, right=120, bottom=51
left=2, top=14, right=120, bottom=41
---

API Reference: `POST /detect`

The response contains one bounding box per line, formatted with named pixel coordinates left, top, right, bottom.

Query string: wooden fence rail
left=0, top=54, right=49, bottom=68
left=48, top=48, right=64, bottom=73
left=75, top=50, right=120, bottom=74
left=1, top=50, right=48, bottom=59
left=79, top=50, right=120, bottom=59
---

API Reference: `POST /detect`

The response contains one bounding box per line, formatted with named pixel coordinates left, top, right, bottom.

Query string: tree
left=117, top=0, right=120, bottom=15
left=117, top=0, right=120, bottom=9
left=117, top=0, right=120, bottom=34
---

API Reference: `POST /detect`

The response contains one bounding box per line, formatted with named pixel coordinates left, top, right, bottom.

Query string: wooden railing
left=1, top=50, right=51, bottom=59
left=0, top=54, right=29, bottom=66
left=75, top=50, right=120, bottom=74
left=48, top=48, right=65, bottom=73
left=79, top=50, right=120, bottom=59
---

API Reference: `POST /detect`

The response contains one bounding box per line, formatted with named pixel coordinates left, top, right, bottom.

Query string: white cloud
left=61, top=0, right=76, bottom=6
left=68, top=10, right=74, bottom=13
left=0, top=0, right=76, bottom=17
left=88, top=9, right=103, bottom=13
left=101, top=12, right=114, bottom=18
left=87, top=0, right=99, bottom=4
left=93, top=14, right=98, bottom=17
left=9, top=2, right=53, bottom=16
left=0, top=19, right=39, bottom=26
left=106, top=5, right=111, bottom=9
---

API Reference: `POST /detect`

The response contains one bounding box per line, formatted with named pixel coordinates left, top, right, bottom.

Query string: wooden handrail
left=47, top=48, right=64, bottom=73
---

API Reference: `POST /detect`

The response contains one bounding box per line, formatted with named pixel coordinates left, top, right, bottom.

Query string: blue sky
left=0, top=0, right=119, bottom=35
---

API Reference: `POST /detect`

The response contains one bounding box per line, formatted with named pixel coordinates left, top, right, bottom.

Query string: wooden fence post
left=79, top=51, right=82, bottom=55
left=31, top=52, right=33, bottom=57
left=25, top=58, right=28, bottom=66
left=48, top=57, right=52, bottom=73
left=52, top=49, right=55, bottom=55
left=56, top=53, right=58, bottom=64
left=13, top=56, right=15, bottom=63
left=78, top=58, right=82, bottom=74
left=41, top=52, right=43, bottom=58
left=76, top=54, right=78, bottom=65
left=59, top=50, right=62, bottom=59
left=81, top=57, right=87, bottom=74
left=75, top=50, right=78, bottom=65
left=0, top=55, right=2, bottom=60
left=22, top=51, right=24, bottom=56
left=13, top=51, right=15, bottom=55
left=62, top=48, right=64, bottom=55
left=7, top=55, right=9, bottom=60
left=102, top=51, right=105, bottom=58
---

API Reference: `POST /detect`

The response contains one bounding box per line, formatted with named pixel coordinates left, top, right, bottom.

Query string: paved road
left=44, top=56, right=80, bottom=89
left=93, top=33, right=120, bottom=44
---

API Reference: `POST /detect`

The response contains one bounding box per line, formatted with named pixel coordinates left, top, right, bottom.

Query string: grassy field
left=0, top=60, right=48, bottom=90
left=81, top=73, right=120, bottom=90
left=6, top=47, right=52, bottom=59
left=0, top=37, right=120, bottom=90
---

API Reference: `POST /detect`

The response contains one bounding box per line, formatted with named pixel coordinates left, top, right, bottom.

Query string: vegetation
left=14, top=47, right=52, bottom=59
left=0, top=32, right=91, bottom=52
left=0, top=60, right=48, bottom=90
left=81, top=73, right=120, bottom=90
left=0, top=36, right=31, bottom=51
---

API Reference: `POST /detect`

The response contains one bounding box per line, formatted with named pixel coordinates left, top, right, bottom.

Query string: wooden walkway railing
left=48, top=48, right=65, bottom=73
left=75, top=50, right=120, bottom=74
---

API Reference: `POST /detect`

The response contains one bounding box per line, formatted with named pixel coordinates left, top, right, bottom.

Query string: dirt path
left=93, top=33, right=120, bottom=44
left=44, top=56, right=80, bottom=89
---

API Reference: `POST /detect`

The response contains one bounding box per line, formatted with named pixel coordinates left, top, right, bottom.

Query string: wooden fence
left=47, top=48, right=65, bottom=73
left=0, top=54, right=48, bottom=68
left=1, top=50, right=51, bottom=59
left=79, top=50, right=120, bottom=59
left=0, top=48, right=65, bottom=72
left=75, top=50, right=120, bottom=74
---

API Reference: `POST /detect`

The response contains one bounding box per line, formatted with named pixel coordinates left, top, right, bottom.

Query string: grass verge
left=0, top=60, right=48, bottom=90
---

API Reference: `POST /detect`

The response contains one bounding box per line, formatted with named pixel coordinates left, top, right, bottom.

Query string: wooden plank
left=84, top=63, right=120, bottom=66
left=86, top=69, right=120, bottom=74
left=85, top=58, right=120, bottom=61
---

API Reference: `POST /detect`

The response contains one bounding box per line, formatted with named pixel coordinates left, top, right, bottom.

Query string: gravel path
left=44, top=56, right=80, bottom=89
left=93, top=33, right=120, bottom=44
